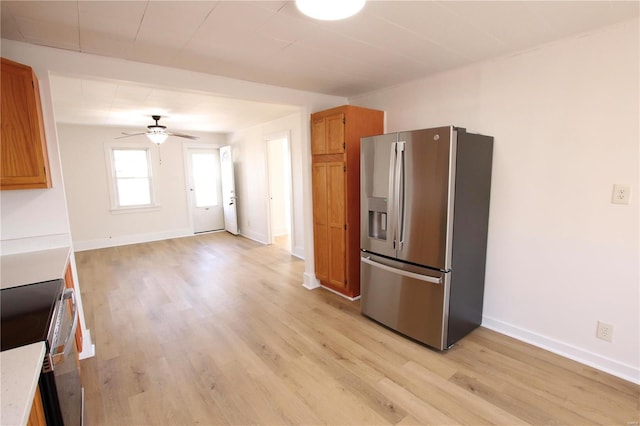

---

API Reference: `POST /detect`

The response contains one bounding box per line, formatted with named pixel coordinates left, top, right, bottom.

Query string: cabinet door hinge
left=343, top=165, right=346, bottom=172
left=342, top=117, right=346, bottom=124
left=344, top=224, right=347, bottom=230
left=343, top=142, right=346, bottom=150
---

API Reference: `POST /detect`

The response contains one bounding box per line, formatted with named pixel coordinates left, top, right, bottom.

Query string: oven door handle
left=61, top=288, right=78, bottom=357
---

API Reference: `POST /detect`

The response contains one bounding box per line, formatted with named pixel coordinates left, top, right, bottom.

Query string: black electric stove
left=1, top=278, right=83, bottom=425
left=1, top=279, right=64, bottom=351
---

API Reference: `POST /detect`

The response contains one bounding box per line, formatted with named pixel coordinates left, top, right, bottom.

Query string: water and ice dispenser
left=367, top=197, right=387, bottom=240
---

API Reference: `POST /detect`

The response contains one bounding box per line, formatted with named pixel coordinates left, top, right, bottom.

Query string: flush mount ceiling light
left=295, top=0, right=366, bottom=21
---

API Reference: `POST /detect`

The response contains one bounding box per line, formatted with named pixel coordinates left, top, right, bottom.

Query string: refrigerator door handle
left=388, top=142, right=398, bottom=249
left=361, top=256, right=442, bottom=285
left=396, top=141, right=406, bottom=251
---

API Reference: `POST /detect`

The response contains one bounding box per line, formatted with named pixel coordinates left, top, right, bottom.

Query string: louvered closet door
left=327, top=161, right=346, bottom=288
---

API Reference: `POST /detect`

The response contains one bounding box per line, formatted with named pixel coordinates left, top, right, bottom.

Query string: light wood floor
left=76, top=233, right=639, bottom=425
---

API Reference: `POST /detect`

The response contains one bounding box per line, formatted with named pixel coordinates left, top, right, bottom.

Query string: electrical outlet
left=612, top=184, right=631, bottom=205
left=596, top=321, right=613, bottom=342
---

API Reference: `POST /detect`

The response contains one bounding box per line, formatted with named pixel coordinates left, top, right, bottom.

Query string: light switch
left=612, top=184, right=631, bottom=205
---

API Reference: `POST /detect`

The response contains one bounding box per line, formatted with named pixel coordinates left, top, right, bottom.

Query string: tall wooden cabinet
left=1, top=57, right=52, bottom=190
left=311, top=105, right=384, bottom=298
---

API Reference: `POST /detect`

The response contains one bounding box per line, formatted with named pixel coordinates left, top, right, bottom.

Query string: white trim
left=104, top=141, right=160, bottom=211
left=78, top=330, right=96, bottom=360
left=303, top=272, right=320, bottom=290
left=291, top=246, right=305, bottom=259
left=182, top=145, right=196, bottom=233
left=482, top=315, right=640, bottom=385
left=73, top=228, right=191, bottom=251
left=239, top=230, right=269, bottom=245
left=109, top=205, right=162, bottom=214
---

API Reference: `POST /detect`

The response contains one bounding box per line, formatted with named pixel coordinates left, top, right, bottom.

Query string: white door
left=186, top=148, right=224, bottom=233
left=220, top=145, right=238, bottom=235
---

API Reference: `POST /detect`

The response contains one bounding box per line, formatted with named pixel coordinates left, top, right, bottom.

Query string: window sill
left=109, top=205, right=161, bottom=215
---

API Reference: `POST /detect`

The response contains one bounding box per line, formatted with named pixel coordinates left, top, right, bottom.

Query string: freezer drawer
left=360, top=254, right=449, bottom=350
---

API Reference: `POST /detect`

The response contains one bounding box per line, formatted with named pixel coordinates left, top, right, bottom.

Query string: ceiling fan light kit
left=147, top=132, right=168, bottom=144
left=295, top=0, right=366, bottom=21
left=116, top=115, right=198, bottom=143
left=147, top=115, right=168, bottom=144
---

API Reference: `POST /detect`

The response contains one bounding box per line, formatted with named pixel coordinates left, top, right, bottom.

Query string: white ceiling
left=2, top=1, right=638, bottom=133
left=47, top=75, right=302, bottom=133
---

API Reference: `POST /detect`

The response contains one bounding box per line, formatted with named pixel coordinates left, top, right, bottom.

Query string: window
left=191, top=152, right=218, bottom=207
left=105, top=144, right=158, bottom=211
left=113, top=149, right=152, bottom=206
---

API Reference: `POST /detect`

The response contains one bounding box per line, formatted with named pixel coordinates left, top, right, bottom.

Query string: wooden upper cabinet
left=310, top=105, right=384, bottom=298
left=325, top=113, right=345, bottom=154
left=311, top=112, right=345, bottom=155
left=311, top=117, right=327, bottom=155
left=1, top=57, right=52, bottom=190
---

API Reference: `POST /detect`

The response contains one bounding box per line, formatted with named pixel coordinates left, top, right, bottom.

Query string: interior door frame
left=219, top=144, right=239, bottom=235
left=264, top=131, right=294, bottom=249
left=182, top=142, right=222, bottom=234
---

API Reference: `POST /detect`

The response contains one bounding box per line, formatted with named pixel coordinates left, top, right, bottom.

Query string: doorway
left=220, top=145, right=239, bottom=235
left=266, top=133, right=293, bottom=251
left=185, top=147, right=224, bottom=233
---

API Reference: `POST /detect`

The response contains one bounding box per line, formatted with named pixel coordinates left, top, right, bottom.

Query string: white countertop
left=1, top=247, right=70, bottom=290
left=0, top=342, right=46, bottom=426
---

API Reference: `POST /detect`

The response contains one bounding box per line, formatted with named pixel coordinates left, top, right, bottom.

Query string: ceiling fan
left=116, top=115, right=199, bottom=144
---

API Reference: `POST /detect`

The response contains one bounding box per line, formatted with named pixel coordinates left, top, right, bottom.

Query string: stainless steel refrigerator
left=360, top=126, right=493, bottom=350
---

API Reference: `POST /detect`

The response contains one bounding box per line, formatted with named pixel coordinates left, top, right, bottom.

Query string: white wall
left=351, top=19, right=639, bottom=382
left=0, top=39, right=346, bottom=288
left=57, top=124, right=227, bottom=250
left=267, top=138, right=291, bottom=237
left=0, top=47, right=71, bottom=247
left=228, top=112, right=308, bottom=258
left=0, top=40, right=344, bottom=361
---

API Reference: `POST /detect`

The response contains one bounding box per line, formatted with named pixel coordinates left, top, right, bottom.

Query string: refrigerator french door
left=360, top=126, right=493, bottom=350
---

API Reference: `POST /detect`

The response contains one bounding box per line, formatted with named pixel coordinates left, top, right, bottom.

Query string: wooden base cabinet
left=64, top=261, right=83, bottom=354
left=311, top=105, right=383, bottom=298
left=27, top=386, right=46, bottom=426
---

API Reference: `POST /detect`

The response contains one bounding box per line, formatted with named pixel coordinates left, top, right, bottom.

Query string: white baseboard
left=291, top=245, right=305, bottom=259
left=239, top=230, right=268, bottom=245
left=482, top=315, right=639, bottom=385
left=303, top=272, right=320, bottom=290
left=73, top=229, right=192, bottom=251
left=78, top=329, right=95, bottom=360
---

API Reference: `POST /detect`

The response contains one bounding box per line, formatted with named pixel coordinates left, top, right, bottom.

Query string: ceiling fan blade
left=167, top=132, right=199, bottom=140
left=115, top=132, right=147, bottom=139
